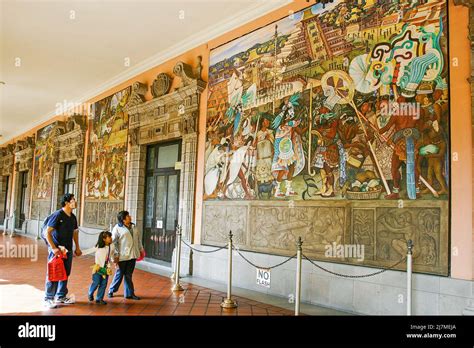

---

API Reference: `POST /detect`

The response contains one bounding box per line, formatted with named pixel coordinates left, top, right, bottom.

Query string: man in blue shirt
left=44, top=193, right=82, bottom=309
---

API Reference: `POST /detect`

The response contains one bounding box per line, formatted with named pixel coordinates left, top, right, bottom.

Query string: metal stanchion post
left=406, top=239, right=413, bottom=316
left=221, top=231, right=237, bottom=309
left=295, top=236, right=303, bottom=316
left=171, top=225, right=184, bottom=292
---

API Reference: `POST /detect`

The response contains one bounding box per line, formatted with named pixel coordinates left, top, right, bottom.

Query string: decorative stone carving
left=122, top=57, right=206, bottom=275
left=14, top=136, right=35, bottom=172
left=202, top=200, right=449, bottom=276
left=128, top=81, right=148, bottom=107
left=55, top=115, right=86, bottom=163
left=0, top=145, right=15, bottom=176
left=151, top=73, right=172, bottom=98
left=194, top=55, right=203, bottom=81
left=202, top=203, right=247, bottom=247
left=173, top=61, right=197, bottom=88
left=129, top=127, right=139, bottom=147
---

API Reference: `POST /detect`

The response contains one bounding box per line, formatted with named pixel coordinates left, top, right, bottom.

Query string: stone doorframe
left=124, top=59, right=206, bottom=274
left=0, top=145, right=15, bottom=232
left=12, top=136, right=35, bottom=235
left=50, top=115, right=87, bottom=221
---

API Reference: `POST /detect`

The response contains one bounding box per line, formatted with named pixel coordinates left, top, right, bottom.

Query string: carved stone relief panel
left=202, top=200, right=449, bottom=275
left=31, top=200, right=52, bottom=220
left=83, top=200, right=123, bottom=228
left=201, top=201, right=247, bottom=247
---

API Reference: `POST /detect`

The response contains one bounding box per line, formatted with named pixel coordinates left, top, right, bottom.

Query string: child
left=88, top=231, right=115, bottom=305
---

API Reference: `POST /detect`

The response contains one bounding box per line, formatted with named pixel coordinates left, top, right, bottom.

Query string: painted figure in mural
left=271, top=94, right=306, bottom=198
left=255, top=117, right=275, bottom=185
left=311, top=107, right=343, bottom=198
left=377, top=96, right=421, bottom=200
left=204, top=139, right=230, bottom=198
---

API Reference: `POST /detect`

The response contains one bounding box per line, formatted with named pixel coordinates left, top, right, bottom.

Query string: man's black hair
left=117, top=210, right=130, bottom=224
left=61, top=193, right=75, bottom=207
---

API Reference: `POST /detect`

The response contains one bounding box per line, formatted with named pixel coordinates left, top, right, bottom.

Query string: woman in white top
left=107, top=211, right=144, bottom=300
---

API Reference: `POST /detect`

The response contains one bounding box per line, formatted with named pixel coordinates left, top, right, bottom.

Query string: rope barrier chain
left=302, top=254, right=407, bottom=279
left=233, top=245, right=297, bottom=270
left=181, top=238, right=227, bottom=254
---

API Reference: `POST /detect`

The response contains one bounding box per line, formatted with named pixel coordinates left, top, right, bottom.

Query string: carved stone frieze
left=202, top=200, right=449, bottom=276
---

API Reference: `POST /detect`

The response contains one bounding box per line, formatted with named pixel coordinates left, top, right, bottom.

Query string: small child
left=88, top=231, right=115, bottom=305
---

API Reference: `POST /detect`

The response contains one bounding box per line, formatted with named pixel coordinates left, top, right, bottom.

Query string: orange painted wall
left=3, top=0, right=473, bottom=280
left=447, top=1, right=472, bottom=280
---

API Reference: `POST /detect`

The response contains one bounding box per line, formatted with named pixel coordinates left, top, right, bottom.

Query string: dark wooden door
left=18, top=171, right=28, bottom=228
left=143, top=141, right=181, bottom=263
left=0, top=176, right=9, bottom=224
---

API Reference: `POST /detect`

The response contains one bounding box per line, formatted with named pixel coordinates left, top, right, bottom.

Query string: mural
left=34, top=124, right=56, bottom=200
left=85, top=87, right=130, bottom=201
left=204, top=0, right=449, bottom=202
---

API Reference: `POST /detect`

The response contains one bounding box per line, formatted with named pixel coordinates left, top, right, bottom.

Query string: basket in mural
left=345, top=187, right=382, bottom=200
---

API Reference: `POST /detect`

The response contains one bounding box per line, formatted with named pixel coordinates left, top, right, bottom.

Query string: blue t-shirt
left=47, top=209, right=78, bottom=251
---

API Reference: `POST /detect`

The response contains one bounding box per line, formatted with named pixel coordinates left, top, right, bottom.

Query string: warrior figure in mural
left=271, top=94, right=306, bottom=198
left=377, top=96, right=421, bottom=200
left=311, top=107, right=344, bottom=198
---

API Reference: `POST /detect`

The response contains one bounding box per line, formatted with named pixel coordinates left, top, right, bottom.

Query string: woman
left=108, top=210, right=144, bottom=300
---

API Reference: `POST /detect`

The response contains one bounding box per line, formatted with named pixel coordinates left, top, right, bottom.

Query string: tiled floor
left=0, top=234, right=295, bottom=316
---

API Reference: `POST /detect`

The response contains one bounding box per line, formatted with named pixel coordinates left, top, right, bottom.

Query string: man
left=44, top=193, right=82, bottom=309
left=108, top=211, right=144, bottom=300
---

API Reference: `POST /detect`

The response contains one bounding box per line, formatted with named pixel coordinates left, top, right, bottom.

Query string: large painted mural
left=34, top=124, right=56, bottom=200
left=203, top=0, right=450, bottom=275
left=84, top=87, right=130, bottom=227
left=205, top=0, right=449, bottom=202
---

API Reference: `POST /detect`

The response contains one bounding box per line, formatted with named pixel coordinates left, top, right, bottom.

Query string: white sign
left=256, top=268, right=271, bottom=288
left=156, top=220, right=163, bottom=229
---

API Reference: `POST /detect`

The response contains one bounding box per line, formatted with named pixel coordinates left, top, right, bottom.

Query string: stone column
left=176, top=132, right=198, bottom=275
left=125, top=142, right=147, bottom=234
left=75, top=158, right=84, bottom=223
left=50, top=162, right=61, bottom=214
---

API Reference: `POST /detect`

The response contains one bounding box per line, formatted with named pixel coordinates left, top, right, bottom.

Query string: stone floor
left=0, top=233, right=306, bottom=316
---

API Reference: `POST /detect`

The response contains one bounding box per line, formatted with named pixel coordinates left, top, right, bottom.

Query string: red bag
left=137, top=249, right=146, bottom=262
left=48, top=254, right=68, bottom=282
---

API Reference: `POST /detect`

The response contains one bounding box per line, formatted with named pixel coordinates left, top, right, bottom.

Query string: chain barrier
left=181, top=238, right=227, bottom=254
left=233, top=245, right=297, bottom=270
left=302, top=254, right=407, bottom=279
left=78, top=227, right=102, bottom=236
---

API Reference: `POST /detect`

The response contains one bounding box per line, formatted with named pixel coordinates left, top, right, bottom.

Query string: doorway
left=0, top=176, right=9, bottom=224
left=17, top=171, right=28, bottom=229
left=143, top=141, right=181, bottom=263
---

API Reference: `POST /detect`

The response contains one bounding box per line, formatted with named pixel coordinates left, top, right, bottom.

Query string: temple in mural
left=203, top=0, right=449, bottom=275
